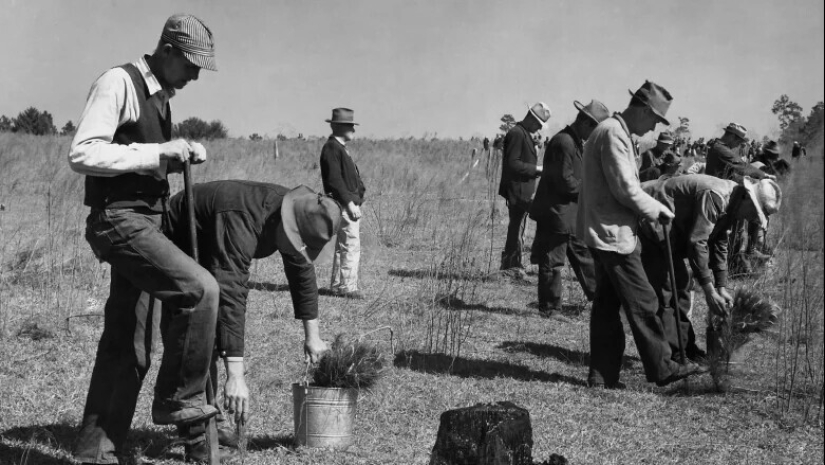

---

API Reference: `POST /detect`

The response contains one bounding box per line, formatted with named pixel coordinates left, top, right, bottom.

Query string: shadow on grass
left=434, top=294, right=534, bottom=317
left=247, top=433, right=294, bottom=451
left=394, top=350, right=587, bottom=386
left=497, top=341, right=638, bottom=369
left=388, top=267, right=493, bottom=282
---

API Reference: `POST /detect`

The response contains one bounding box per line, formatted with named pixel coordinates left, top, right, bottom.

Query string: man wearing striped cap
left=68, top=14, right=227, bottom=464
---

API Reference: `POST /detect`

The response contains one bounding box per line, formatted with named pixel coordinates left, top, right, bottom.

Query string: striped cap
left=161, top=14, right=217, bottom=71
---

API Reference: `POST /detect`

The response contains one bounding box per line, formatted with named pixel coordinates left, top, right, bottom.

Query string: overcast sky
left=2, top=0, right=823, bottom=140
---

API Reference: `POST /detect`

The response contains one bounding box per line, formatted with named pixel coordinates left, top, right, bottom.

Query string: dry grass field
left=0, top=133, right=822, bottom=464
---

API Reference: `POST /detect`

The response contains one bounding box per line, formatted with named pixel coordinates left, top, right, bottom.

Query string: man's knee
left=181, top=270, right=219, bottom=311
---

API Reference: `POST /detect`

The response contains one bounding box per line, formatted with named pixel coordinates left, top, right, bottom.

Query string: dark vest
left=83, top=63, right=172, bottom=212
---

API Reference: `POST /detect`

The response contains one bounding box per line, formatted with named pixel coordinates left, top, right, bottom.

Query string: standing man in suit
left=529, top=100, right=609, bottom=317
left=578, top=81, right=706, bottom=389
left=498, top=102, right=551, bottom=270
left=67, top=14, right=222, bottom=464
left=320, top=108, right=367, bottom=299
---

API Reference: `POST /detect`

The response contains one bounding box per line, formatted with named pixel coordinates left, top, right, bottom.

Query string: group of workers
left=497, top=82, right=783, bottom=389
left=55, top=11, right=796, bottom=465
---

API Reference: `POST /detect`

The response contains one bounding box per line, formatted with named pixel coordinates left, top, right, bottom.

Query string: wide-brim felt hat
left=281, top=186, right=342, bottom=262
left=742, top=177, right=782, bottom=229
left=526, top=102, right=552, bottom=127
left=628, top=80, right=672, bottom=126
left=325, top=108, right=359, bottom=125
left=161, top=14, right=217, bottom=71
left=657, top=131, right=675, bottom=144
left=723, top=123, right=748, bottom=140
left=574, top=99, right=610, bottom=124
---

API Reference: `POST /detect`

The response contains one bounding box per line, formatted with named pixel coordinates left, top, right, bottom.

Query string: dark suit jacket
left=705, top=140, right=767, bottom=181
left=167, top=181, right=319, bottom=358
left=529, top=126, right=582, bottom=234
left=498, top=122, right=539, bottom=209
left=320, top=136, right=366, bottom=206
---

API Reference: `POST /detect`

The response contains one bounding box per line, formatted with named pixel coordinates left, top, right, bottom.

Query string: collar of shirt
left=135, top=55, right=175, bottom=107
left=332, top=135, right=348, bottom=147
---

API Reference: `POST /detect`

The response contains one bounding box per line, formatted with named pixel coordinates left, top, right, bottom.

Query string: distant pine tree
left=13, top=107, right=57, bottom=135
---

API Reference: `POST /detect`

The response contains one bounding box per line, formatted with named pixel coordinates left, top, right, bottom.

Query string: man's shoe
left=184, top=439, right=238, bottom=463
left=152, top=401, right=219, bottom=426
left=655, top=362, right=709, bottom=387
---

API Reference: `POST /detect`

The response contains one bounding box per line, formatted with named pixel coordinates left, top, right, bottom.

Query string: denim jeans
left=501, top=203, right=527, bottom=270
left=331, top=211, right=360, bottom=293
left=74, top=208, right=219, bottom=464
left=531, top=221, right=596, bottom=310
left=588, top=243, right=679, bottom=385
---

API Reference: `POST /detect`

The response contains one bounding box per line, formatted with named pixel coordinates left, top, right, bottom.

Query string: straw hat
left=742, top=177, right=782, bottom=228
left=526, top=102, right=552, bottom=127
left=281, top=186, right=342, bottom=262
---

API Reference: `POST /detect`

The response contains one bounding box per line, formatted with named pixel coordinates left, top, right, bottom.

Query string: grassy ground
left=1, top=134, right=823, bottom=464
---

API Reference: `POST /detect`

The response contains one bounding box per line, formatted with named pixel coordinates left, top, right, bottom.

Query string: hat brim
left=628, top=89, right=670, bottom=126
left=742, top=177, right=768, bottom=229
left=573, top=100, right=600, bottom=124
left=281, top=185, right=323, bottom=262
left=181, top=50, right=217, bottom=71
left=526, top=105, right=548, bottom=128
left=326, top=119, right=360, bottom=126
left=723, top=128, right=747, bottom=140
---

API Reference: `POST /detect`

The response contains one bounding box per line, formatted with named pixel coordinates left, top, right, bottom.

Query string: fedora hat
left=763, top=140, right=780, bottom=156
left=742, top=177, right=782, bottom=229
left=574, top=99, right=610, bottom=124
left=526, top=102, right=552, bottom=127
left=628, top=80, right=672, bottom=126
left=325, top=108, right=359, bottom=125
left=723, top=122, right=748, bottom=140
left=281, top=186, right=342, bottom=262
left=657, top=131, right=675, bottom=145
left=161, top=14, right=217, bottom=71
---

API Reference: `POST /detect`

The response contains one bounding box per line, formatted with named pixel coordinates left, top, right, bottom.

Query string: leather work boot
left=655, top=361, right=709, bottom=387
left=152, top=400, right=219, bottom=426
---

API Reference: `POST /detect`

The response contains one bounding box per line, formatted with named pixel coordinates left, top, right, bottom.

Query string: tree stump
left=430, top=401, right=532, bottom=465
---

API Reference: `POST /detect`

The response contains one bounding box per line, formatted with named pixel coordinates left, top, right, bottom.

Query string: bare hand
left=347, top=202, right=362, bottom=221
left=159, top=139, right=193, bottom=164
left=704, top=286, right=729, bottom=318
left=717, top=287, right=733, bottom=307
left=189, top=142, right=207, bottom=164
left=304, top=337, right=328, bottom=364
left=657, top=206, right=675, bottom=225
left=223, top=373, right=249, bottom=424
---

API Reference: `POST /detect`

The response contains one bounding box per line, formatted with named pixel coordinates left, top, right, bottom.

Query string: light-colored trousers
left=331, top=212, right=361, bottom=292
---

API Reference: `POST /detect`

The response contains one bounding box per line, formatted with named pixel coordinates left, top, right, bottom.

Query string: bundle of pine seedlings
left=708, top=287, right=781, bottom=390
left=310, top=333, right=389, bottom=390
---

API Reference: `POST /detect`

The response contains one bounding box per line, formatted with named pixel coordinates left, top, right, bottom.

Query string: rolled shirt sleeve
left=68, top=68, right=161, bottom=177
left=686, top=190, right=725, bottom=287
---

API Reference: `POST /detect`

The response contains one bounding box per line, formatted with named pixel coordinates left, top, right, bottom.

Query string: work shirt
left=705, top=140, right=768, bottom=181
left=167, top=181, right=319, bottom=359
left=577, top=114, right=664, bottom=254
left=529, top=125, right=583, bottom=234
left=68, top=56, right=174, bottom=178
left=640, top=174, right=739, bottom=288
left=320, top=136, right=366, bottom=206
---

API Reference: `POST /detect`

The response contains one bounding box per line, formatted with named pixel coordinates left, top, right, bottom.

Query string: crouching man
left=165, top=181, right=340, bottom=461
left=639, top=174, right=782, bottom=361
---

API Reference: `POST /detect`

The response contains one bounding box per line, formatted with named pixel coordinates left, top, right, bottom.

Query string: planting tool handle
left=183, top=160, right=218, bottom=464
left=662, top=221, right=687, bottom=366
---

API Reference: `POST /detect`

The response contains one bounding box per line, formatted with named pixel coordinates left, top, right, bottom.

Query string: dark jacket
left=320, top=136, right=366, bottom=206
left=639, top=148, right=663, bottom=172
left=167, top=180, right=319, bottom=358
left=498, top=122, right=539, bottom=208
left=640, top=174, right=741, bottom=288
left=529, top=126, right=582, bottom=233
left=706, top=140, right=768, bottom=181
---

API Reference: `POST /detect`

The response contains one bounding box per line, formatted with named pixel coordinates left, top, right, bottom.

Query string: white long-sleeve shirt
left=68, top=56, right=175, bottom=178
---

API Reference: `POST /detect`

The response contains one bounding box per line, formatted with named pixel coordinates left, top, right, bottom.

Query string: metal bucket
left=292, top=383, right=358, bottom=448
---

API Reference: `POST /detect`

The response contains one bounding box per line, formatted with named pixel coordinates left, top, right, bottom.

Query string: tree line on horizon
left=2, top=95, right=822, bottom=148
